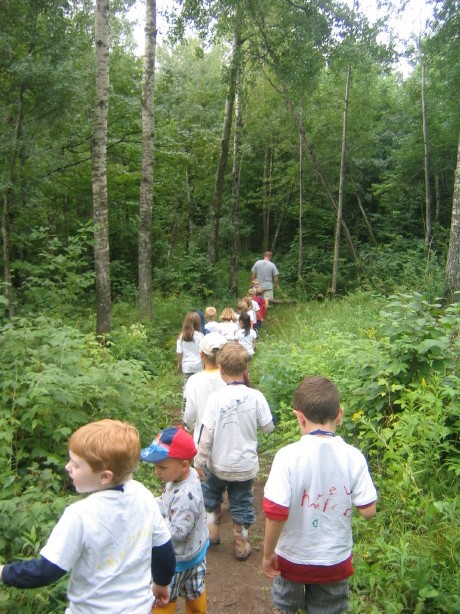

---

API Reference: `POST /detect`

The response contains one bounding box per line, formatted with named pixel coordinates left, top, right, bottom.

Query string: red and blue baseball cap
left=141, top=426, right=197, bottom=463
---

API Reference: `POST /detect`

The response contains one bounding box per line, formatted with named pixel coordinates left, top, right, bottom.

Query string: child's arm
left=0, top=557, right=67, bottom=588
left=357, top=501, right=377, bottom=519
left=262, top=517, right=285, bottom=578
left=175, top=352, right=182, bottom=373
left=194, top=426, right=213, bottom=481
left=151, top=539, right=175, bottom=606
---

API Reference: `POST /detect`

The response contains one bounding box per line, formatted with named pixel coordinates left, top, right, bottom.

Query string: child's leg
left=271, top=575, right=305, bottom=613
left=182, top=560, right=207, bottom=614
left=201, top=470, right=227, bottom=545
left=305, top=580, right=349, bottom=614
left=227, top=479, right=255, bottom=560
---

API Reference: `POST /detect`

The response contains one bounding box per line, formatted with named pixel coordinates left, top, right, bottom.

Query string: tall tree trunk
left=271, top=177, right=294, bottom=254
left=253, top=19, right=358, bottom=262
left=435, top=174, right=440, bottom=224
left=356, top=193, right=378, bottom=246
left=229, top=84, right=243, bottom=295
left=298, top=123, right=303, bottom=281
left=138, top=0, right=156, bottom=320
left=262, top=144, right=274, bottom=251
left=445, top=133, right=460, bottom=302
left=421, top=60, right=432, bottom=249
left=185, top=164, right=195, bottom=253
left=1, top=87, right=24, bottom=319
left=208, top=7, right=242, bottom=267
left=332, top=64, right=351, bottom=295
left=92, top=0, right=111, bottom=337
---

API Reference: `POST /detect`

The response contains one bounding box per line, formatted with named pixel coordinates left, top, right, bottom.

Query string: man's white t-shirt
left=182, top=369, right=226, bottom=443
left=201, top=385, right=273, bottom=475
left=41, top=480, right=171, bottom=614
left=264, top=435, right=377, bottom=566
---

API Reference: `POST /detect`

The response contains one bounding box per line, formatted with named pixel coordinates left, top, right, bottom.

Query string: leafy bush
left=255, top=291, right=459, bottom=612
left=13, top=225, right=95, bottom=318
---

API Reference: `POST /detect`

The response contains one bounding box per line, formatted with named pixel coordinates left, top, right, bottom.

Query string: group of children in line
left=0, top=295, right=377, bottom=614
left=175, top=280, right=267, bottom=389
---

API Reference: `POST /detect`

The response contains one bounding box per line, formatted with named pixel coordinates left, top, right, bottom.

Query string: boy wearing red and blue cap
left=141, top=426, right=208, bottom=614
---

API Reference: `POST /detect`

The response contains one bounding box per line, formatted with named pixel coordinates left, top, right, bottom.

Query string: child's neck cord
left=308, top=429, right=335, bottom=437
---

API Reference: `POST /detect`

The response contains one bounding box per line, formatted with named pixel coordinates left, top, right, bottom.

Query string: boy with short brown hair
left=0, top=419, right=175, bottom=613
left=262, top=376, right=377, bottom=614
left=195, top=342, right=275, bottom=561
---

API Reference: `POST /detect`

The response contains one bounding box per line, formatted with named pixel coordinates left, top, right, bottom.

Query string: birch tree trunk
left=262, top=144, right=273, bottom=251
left=445, top=133, right=460, bottom=302
left=92, top=0, right=111, bottom=337
left=356, top=193, right=377, bottom=246
left=229, top=84, right=243, bottom=295
left=208, top=7, right=242, bottom=267
left=332, top=64, right=351, bottom=295
left=421, top=60, right=432, bottom=249
left=254, top=20, right=358, bottom=262
left=138, top=0, right=156, bottom=320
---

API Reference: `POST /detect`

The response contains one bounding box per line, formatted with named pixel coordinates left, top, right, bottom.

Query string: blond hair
left=220, top=307, right=237, bottom=322
left=217, top=341, right=249, bottom=376
left=237, top=300, right=248, bottom=313
left=68, top=419, right=140, bottom=484
left=205, top=306, right=217, bottom=320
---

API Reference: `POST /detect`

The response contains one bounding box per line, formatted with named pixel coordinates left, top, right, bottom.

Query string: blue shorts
left=272, top=576, right=349, bottom=614
left=201, top=470, right=255, bottom=527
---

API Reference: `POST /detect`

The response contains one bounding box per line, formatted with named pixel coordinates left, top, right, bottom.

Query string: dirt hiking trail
left=174, top=476, right=274, bottom=613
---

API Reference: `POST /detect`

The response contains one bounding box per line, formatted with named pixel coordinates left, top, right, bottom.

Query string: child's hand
left=195, top=466, right=206, bottom=482
left=152, top=583, right=170, bottom=607
left=262, top=553, right=281, bottom=578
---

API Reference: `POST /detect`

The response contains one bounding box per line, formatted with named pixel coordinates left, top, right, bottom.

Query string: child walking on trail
left=176, top=312, right=204, bottom=384
left=0, top=419, right=175, bottom=613
left=262, top=376, right=377, bottom=614
left=141, top=426, right=209, bottom=614
left=194, top=342, right=275, bottom=561
left=204, top=306, right=219, bottom=334
left=253, top=281, right=267, bottom=330
left=235, top=312, right=257, bottom=357
left=182, top=332, right=228, bottom=444
left=217, top=307, right=239, bottom=340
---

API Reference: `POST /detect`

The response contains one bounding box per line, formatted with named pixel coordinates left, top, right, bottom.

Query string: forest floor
left=173, top=467, right=274, bottom=613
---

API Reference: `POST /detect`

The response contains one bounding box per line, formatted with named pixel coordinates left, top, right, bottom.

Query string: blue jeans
left=202, top=469, right=255, bottom=527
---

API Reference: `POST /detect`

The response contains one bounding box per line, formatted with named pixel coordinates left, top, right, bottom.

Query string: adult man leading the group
left=251, top=251, right=280, bottom=306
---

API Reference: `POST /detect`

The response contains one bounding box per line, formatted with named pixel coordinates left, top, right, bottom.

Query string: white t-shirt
left=250, top=300, right=259, bottom=324
left=182, top=369, right=226, bottom=443
left=264, top=435, right=377, bottom=566
left=201, top=384, right=273, bottom=475
left=218, top=321, right=239, bottom=340
left=41, top=480, right=171, bottom=614
left=234, top=328, right=257, bottom=356
left=204, top=321, right=220, bottom=334
left=176, top=331, right=204, bottom=374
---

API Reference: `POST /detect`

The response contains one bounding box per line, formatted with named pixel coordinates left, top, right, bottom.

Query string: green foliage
left=256, top=290, right=459, bottom=611
left=12, top=225, right=95, bottom=318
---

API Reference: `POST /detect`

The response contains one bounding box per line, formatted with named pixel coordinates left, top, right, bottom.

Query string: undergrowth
left=0, top=290, right=458, bottom=612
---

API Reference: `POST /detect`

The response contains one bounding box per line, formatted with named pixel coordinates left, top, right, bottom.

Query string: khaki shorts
left=263, top=289, right=274, bottom=301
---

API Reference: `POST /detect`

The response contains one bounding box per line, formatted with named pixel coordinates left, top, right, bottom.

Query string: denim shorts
left=272, top=575, right=349, bottom=614
left=201, top=469, right=255, bottom=527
